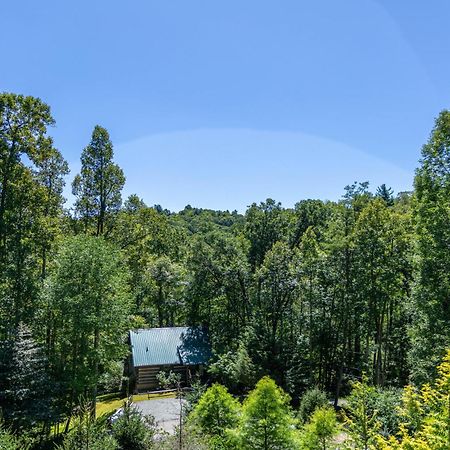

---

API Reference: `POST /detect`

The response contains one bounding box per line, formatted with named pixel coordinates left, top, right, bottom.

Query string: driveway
left=134, top=397, right=187, bottom=434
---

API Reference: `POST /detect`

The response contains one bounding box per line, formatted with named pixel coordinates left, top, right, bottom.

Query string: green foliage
left=97, top=361, right=125, bottom=395
left=244, top=199, right=290, bottom=269
left=111, top=400, right=155, bottom=450
left=58, top=403, right=118, bottom=450
left=410, top=110, right=450, bottom=385
left=0, top=422, right=29, bottom=450
left=72, top=125, right=125, bottom=236
left=368, top=387, right=402, bottom=437
left=209, top=341, right=257, bottom=391
left=47, top=235, right=132, bottom=413
left=253, top=241, right=301, bottom=380
left=298, top=388, right=329, bottom=424
left=145, top=256, right=186, bottom=327
left=184, top=379, right=207, bottom=415
left=299, top=406, right=339, bottom=450
left=379, top=350, right=450, bottom=449
left=156, top=370, right=182, bottom=390
left=0, top=323, right=55, bottom=431
left=191, top=384, right=240, bottom=437
left=376, top=184, right=394, bottom=206
left=239, top=377, right=296, bottom=450
left=344, top=375, right=381, bottom=450
left=0, top=92, right=67, bottom=333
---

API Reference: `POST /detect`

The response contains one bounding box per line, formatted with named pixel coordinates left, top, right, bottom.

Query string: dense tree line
left=0, top=92, right=449, bottom=447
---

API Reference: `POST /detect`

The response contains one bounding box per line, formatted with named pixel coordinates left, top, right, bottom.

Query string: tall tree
left=353, top=199, right=411, bottom=385
left=410, top=110, right=450, bottom=385
left=47, top=236, right=131, bottom=418
left=0, top=93, right=67, bottom=334
left=72, top=126, right=125, bottom=236
left=0, top=93, right=54, bottom=249
left=244, top=199, right=290, bottom=269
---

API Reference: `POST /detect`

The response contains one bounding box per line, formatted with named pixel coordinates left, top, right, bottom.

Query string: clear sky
left=2, top=0, right=450, bottom=211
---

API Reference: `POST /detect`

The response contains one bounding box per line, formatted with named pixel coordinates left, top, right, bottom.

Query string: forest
left=0, top=92, right=449, bottom=449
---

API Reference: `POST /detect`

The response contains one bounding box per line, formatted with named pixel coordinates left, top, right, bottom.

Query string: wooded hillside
left=0, top=93, right=449, bottom=449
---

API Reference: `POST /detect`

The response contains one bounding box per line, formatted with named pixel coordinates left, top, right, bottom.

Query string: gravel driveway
left=134, top=397, right=186, bottom=434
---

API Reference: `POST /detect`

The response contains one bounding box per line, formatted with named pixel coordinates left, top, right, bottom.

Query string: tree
left=0, top=93, right=67, bottom=334
left=208, top=340, right=257, bottom=392
left=379, top=350, right=450, bottom=449
left=239, top=377, right=296, bottom=450
left=1, top=323, right=54, bottom=432
left=111, top=400, right=155, bottom=450
left=47, top=236, right=131, bottom=418
left=352, top=199, right=411, bottom=385
left=244, top=199, right=290, bottom=269
left=291, top=199, right=330, bottom=248
left=33, top=137, right=69, bottom=280
left=72, top=126, right=125, bottom=236
left=58, top=402, right=118, bottom=450
left=253, top=242, right=300, bottom=381
left=0, top=93, right=54, bottom=251
left=185, top=230, right=251, bottom=351
left=344, top=375, right=381, bottom=450
left=191, top=384, right=240, bottom=438
left=410, top=110, right=450, bottom=385
left=146, top=256, right=186, bottom=327
left=298, top=388, right=328, bottom=424
left=376, top=184, right=394, bottom=206
left=299, top=406, right=339, bottom=450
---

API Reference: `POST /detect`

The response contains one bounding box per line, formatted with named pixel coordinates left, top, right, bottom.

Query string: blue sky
left=2, top=0, right=450, bottom=211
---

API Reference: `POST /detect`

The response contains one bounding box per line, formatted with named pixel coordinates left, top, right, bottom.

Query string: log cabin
left=129, top=326, right=211, bottom=392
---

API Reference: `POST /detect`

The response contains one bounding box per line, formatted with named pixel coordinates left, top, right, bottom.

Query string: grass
left=96, top=390, right=176, bottom=417
left=51, top=390, right=176, bottom=435
left=96, top=393, right=125, bottom=418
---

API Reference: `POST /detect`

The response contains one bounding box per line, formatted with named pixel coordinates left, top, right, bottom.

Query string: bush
left=0, top=423, right=28, bottom=450
left=190, top=384, right=240, bottom=437
left=184, top=378, right=207, bottom=415
left=98, top=361, right=125, bottom=394
left=111, top=401, right=155, bottom=450
left=299, top=406, right=339, bottom=450
left=209, top=342, right=257, bottom=392
left=240, top=377, right=296, bottom=449
left=368, top=387, right=402, bottom=437
left=298, top=388, right=328, bottom=423
left=58, top=415, right=118, bottom=450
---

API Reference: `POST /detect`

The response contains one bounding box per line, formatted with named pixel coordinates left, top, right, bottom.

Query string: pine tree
left=376, top=184, right=394, bottom=206
left=72, top=125, right=125, bottom=236
left=2, top=323, right=54, bottom=431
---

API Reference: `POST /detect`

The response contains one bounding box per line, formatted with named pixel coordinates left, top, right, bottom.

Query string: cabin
left=129, top=326, right=211, bottom=392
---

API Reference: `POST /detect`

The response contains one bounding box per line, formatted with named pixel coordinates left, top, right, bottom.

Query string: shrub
left=298, top=388, right=328, bottom=423
left=299, top=406, right=339, bottom=450
left=111, top=401, right=155, bottom=450
left=190, top=384, right=240, bottom=437
left=0, top=422, right=29, bottom=450
left=368, top=387, right=402, bottom=437
left=240, top=377, right=296, bottom=449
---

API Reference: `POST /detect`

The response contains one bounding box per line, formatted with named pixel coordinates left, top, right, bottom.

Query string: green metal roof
left=130, top=327, right=211, bottom=367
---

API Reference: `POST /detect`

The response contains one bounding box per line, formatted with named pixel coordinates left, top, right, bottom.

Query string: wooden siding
left=135, top=364, right=188, bottom=392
